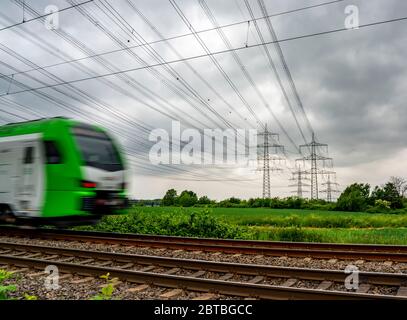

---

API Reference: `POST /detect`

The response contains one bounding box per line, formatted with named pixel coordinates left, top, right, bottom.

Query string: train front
left=72, top=124, right=129, bottom=216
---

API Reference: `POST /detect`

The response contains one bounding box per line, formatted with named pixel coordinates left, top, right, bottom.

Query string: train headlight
left=81, top=180, right=97, bottom=188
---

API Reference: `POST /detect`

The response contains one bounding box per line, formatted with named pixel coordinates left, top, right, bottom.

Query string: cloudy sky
left=0, top=0, right=406, bottom=200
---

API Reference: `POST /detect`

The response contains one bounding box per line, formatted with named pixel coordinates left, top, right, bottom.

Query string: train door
left=0, top=145, right=13, bottom=206
left=15, top=141, right=43, bottom=217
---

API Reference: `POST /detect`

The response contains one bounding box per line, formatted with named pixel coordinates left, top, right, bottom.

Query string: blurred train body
left=0, top=117, right=128, bottom=226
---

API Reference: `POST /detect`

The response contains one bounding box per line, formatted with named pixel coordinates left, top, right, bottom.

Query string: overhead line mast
left=289, top=167, right=310, bottom=198
left=321, top=173, right=340, bottom=202
left=257, top=125, right=284, bottom=198
left=296, top=133, right=334, bottom=199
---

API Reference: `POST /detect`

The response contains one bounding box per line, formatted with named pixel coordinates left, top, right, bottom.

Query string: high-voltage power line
left=296, top=133, right=334, bottom=199
left=321, top=173, right=340, bottom=202
left=257, top=125, right=284, bottom=198
left=289, top=167, right=310, bottom=198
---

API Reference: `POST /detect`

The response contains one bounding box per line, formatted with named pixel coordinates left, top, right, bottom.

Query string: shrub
left=197, top=196, right=212, bottom=205
left=80, top=209, right=247, bottom=239
left=336, top=183, right=370, bottom=211
left=177, top=190, right=198, bottom=207
left=162, top=189, right=177, bottom=206
left=375, top=199, right=391, bottom=211
left=370, top=182, right=404, bottom=209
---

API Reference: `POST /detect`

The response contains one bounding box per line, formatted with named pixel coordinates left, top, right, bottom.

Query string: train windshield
left=73, top=126, right=123, bottom=172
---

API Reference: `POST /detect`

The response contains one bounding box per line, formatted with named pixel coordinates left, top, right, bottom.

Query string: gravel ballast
left=1, top=234, right=406, bottom=300
left=0, top=235, right=405, bottom=274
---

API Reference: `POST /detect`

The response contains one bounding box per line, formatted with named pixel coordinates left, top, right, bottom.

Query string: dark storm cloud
left=271, top=0, right=407, bottom=167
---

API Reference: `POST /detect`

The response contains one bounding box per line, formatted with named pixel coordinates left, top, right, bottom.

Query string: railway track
left=1, top=241, right=407, bottom=300
left=1, top=226, right=407, bottom=262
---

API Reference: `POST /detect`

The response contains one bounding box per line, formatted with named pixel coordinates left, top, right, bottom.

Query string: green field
left=125, top=206, right=407, bottom=245
left=133, top=206, right=407, bottom=228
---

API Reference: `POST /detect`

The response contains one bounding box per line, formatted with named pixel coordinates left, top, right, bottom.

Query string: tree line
left=155, top=176, right=407, bottom=213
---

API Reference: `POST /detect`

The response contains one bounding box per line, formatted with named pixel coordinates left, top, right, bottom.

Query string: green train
left=0, top=117, right=128, bottom=226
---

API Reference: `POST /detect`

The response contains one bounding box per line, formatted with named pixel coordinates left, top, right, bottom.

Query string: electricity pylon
left=296, top=132, right=333, bottom=199
left=289, top=167, right=310, bottom=198
left=321, top=173, right=340, bottom=202
left=257, top=124, right=284, bottom=198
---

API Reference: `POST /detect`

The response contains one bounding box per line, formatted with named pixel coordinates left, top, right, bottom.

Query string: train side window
left=44, top=141, right=62, bottom=164
left=23, top=146, right=34, bottom=164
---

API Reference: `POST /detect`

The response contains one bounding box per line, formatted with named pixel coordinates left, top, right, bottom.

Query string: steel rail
left=2, top=225, right=407, bottom=252
left=0, top=241, right=406, bottom=286
left=0, top=227, right=407, bottom=262
left=0, top=254, right=405, bottom=300
left=1, top=226, right=407, bottom=261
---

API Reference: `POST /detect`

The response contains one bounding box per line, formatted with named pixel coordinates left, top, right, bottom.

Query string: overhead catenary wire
left=0, top=7, right=255, bottom=181
left=68, top=0, right=231, bottom=130
left=0, top=66, right=237, bottom=176
left=0, top=43, right=153, bottom=135
left=0, top=0, right=94, bottom=32
left=0, top=39, right=255, bottom=182
left=95, top=0, right=243, bottom=131
left=199, top=0, right=307, bottom=154
left=6, top=0, right=259, bottom=161
left=0, top=93, right=257, bottom=182
left=0, top=108, right=29, bottom=121
left=124, top=0, right=253, bottom=129
left=169, top=0, right=267, bottom=131
left=8, top=1, right=216, bottom=131
left=257, top=0, right=314, bottom=137
left=0, top=16, right=187, bottom=131
left=243, top=0, right=309, bottom=146
left=68, top=0, right=251, bottom=157
left=1, top=0, right=346, bottom=79
left=2, top=3, right=252, bottom=180
left=2, top=13, right=405, bottom=101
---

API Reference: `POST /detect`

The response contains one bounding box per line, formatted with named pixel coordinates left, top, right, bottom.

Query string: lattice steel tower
left=296, top=132, right=333, bottom=199
left=321, top=173, right=340, bottom=202
left=289, top=167, right=310, bottom=198
left=257, top=124, right=284, bottom=198
left=262, top=126, right=271, bottom=199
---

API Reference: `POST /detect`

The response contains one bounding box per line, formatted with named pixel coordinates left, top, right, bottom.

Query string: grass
left=250, top=227, right=407, bottom=244
left=132, top=206, right=407, bottom=229
left=80, top=206, right=407, bottom=245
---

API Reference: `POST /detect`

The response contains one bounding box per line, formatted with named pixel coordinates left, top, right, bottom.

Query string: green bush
left=336, top=183, right=370, bottom=211
left=162, top=189, right=177, bottom=206
left=371, top=183, right=404, bottom=209
left=176, top=190, right=198, bottom=207
left=79, top=208, right=248, bottom=239
left=375, top=199, right=391, bottom=211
